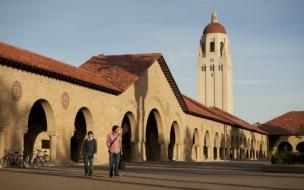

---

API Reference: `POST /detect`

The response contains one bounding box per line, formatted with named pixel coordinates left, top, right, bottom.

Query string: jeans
left=109, top=152, right=120, bottom=176
left=84, top=155, right=94, bottom=175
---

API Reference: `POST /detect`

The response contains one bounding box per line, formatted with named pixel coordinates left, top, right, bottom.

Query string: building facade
left=0, top=12, right=268, bottom=165
left=258, top=111, right=304, bottom=155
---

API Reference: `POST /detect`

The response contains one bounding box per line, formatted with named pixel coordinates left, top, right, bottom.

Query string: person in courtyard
left=82, top=131, right=97, bottom=178
left=106, top=125, right=122, bottom=177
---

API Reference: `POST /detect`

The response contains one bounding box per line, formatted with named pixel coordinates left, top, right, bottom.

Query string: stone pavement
left=0, top=161, right=304, bottom=190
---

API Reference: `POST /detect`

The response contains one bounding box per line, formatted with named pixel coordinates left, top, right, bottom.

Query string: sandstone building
left=0, top=12, right=268, bottom=165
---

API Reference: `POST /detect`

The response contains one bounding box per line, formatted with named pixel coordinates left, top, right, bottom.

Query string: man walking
left=106, top=125, right=122, bottom=177
left=82, top=131, right=97, bottom=178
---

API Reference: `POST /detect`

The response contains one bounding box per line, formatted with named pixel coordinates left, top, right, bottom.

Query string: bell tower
left=197, top=11, right=233, bottom=113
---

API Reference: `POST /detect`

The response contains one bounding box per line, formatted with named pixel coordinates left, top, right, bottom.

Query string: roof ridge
left=0, top=41, right=78, bottom=69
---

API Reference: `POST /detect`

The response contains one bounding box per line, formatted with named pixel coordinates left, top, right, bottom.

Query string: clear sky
left=1, top=0, right=303, bottom=124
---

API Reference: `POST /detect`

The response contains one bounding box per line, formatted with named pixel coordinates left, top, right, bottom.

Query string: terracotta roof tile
left=0, top=41, right=121, bottom=93
left=203, top=22, right=226, bottom=34
left=258, top=111, right=304, bottom=135
left=182, top=95, right=267, bottom=135
left=209, top=107, right=268, bottom=134
left=80, top=53, right=161, bottom=91
left=183, top=95, right=234, bottom=124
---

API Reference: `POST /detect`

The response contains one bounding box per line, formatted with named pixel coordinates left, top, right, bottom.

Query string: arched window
left=220, top=42, right=224, bottom=56
left=210, top=42, right=215, bottom=52
left=201, top=65, right=206, bottom=71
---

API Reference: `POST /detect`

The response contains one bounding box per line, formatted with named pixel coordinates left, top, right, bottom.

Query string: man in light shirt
left=106, top=125, right=122, bottom=177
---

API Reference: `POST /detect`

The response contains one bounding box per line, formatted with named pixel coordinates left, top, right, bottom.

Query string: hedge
left=271, top=152, right=304, bottom=164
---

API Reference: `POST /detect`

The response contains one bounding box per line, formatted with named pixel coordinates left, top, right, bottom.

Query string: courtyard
left=1, top=161, right=303, bottom=190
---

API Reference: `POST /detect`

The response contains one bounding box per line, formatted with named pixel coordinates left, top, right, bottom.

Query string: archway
left=121, top=112, right=135, bottom=161
left=192, top=128, right=200, bottom=161
left=24, top=100, right=52, bottom=156
left=70, top=108, right=92, bottom=162
left=278, top=142, right=292, bottom=153
left=168, top=125, right=175, bottom=161
left=296, top=142, right=304, bottom=153
left=145, top=110, right=161, bottom=161
left=204, top=131, right=210, bottom=159
left=214, top=133, right=219, bottom=160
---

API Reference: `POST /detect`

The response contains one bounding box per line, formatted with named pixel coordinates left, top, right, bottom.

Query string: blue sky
left=1, top=0, right=303, bottom=123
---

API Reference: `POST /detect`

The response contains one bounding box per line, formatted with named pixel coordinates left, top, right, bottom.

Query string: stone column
left=49, top=133, right=57, bottom=164
left=216, top=148, right=220, bottom=160
left=233, top=148, right=237, bottom=160
left=0, top=129, right=5, bottom=158
left=160, top=141, right=169, bottom=161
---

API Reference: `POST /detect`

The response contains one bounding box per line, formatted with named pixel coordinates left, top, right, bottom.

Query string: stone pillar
left=132, top=140, right=143, bottom=161
left=160, top=141, right=169, bottom=161
left=0, top=129, right=5, bottom=158
left=216, top=148, right=220, bottom=160
left=49, top=133, right=57, bottom=164
left=141, top=141, right=146, bottom=161
left=233, top=148, right=237, bottom=160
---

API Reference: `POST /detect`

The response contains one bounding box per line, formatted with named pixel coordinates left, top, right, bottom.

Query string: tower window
left=220, top=42, right=224, bottom=56
left=210, top=65, right=214, bottom=71
left=201, top=65, right=206, bottom=71
left=210, top=42, right=215, bottom=52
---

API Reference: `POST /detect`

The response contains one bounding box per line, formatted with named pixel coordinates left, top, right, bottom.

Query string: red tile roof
left=183, top=95, right=232, bottom=124
left=80, top=54, right=161, bottom=91
left=183, top=95, right=267, bottom=135
left=209, top=107, right=268, bottom=134
left=203, top=22, right=226, bottom=34
left=0, top=41, right=121, bottom=94
left=258, top=111, right=304, bottom=135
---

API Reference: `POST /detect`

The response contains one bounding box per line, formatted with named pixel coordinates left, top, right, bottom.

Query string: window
left=42, top=140, right=50, bottom=149
left=202, top=42, right=205, bottom=54
left=210, top=65, right=214, bottom=71
left=220, top=42, right=224, bottom=56
left=201, top=65, right=206, bottom=71
left=210, top=42, right=215, bottom=52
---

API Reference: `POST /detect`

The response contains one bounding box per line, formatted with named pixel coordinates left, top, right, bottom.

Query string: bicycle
left=0, top=149, right=24, bottom=168
left=24, top=149, right=49, bottom=168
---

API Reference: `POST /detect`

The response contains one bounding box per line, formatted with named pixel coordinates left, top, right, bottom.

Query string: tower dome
left=203, top=11, right=226, bottom=34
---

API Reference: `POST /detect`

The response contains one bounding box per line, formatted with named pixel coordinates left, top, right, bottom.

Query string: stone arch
left=192, top=128, right=200, bottom=161
left=214, top=133, right=219, bottom=160
left=204, top=130, right=210, bottom=159
left=168, top=121, right=181, bottom=161
left=24, top=99, right=55, bottom=157
left=121, top=112, right=136, bottom=161
left=70, top=107, right=93, bottom=162
left=296, top=142, right=304, bottom=153
left=145, top=109, right=164, bottom=161
left=278, top=142, right=293, bottom=153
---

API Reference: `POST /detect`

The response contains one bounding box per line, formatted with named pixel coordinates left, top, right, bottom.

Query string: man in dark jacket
left=82, top=131, right=97, bottom=177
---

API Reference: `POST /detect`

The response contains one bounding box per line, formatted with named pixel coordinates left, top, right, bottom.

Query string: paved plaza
left=1, top=161, right=304, bottom=190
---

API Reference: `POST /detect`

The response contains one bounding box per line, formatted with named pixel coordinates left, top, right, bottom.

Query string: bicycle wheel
left=33, top=157, right=43, bottom=167
left=16, top=155, right=24, bottom=168
left=1, top=156, right=10, bottom=168
left=42, top=155, right=49, bottom=167
left=23, top=154, right=31, bottom=168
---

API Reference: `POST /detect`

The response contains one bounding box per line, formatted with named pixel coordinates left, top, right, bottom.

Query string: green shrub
left=271, top=152, right=304, bottom=165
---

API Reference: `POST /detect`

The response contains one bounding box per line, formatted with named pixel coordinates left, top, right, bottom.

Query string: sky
left=0, top=0, right=303, bottom=124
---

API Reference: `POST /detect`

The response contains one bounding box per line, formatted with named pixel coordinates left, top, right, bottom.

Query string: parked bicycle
left=24, top=149, right=49, bottom=168
left=0, top=149, right=24, bottom=168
